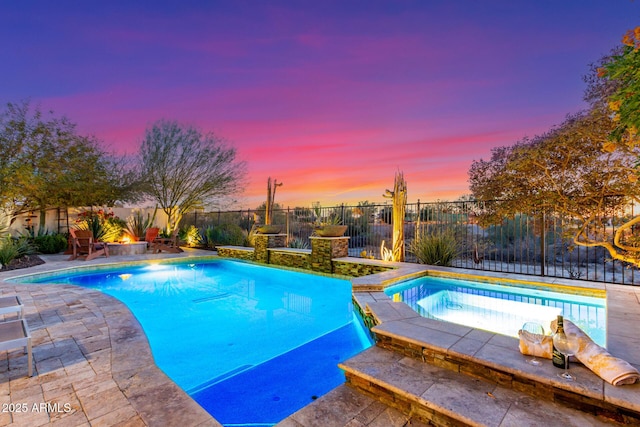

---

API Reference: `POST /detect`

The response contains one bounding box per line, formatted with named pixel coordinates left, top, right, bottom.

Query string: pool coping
left=346, top=260, right=640, bottom=416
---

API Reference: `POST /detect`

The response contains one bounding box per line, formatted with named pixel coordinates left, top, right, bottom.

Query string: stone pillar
left=253, top=234, right=287, bottom=263
left=310, top=237, right=349, bottom=273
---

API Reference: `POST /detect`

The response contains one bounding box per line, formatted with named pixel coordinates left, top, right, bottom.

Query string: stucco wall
left=7, top=206, right=169, bottom=236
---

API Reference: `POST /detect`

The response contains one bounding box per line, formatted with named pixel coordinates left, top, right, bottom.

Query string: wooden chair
left=144, top=227, right=160, bottom=249
left=152, top=228, right=182, bottom=254
left=68, top=229, right=110, bottom=261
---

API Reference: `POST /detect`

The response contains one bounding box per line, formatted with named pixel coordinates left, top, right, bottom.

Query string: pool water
left=12, top=260, right=372, bottom=426
left=386, top=275, right=606, bottom=346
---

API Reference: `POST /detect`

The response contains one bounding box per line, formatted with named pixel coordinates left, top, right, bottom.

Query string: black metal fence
left=182, top=200, right=639, bottom=286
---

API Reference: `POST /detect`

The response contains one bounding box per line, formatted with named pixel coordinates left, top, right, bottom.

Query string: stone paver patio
left=0, top=250, right=221, bottom=427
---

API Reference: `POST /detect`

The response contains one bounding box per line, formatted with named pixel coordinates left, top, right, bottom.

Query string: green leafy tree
left=599, top=27, right=640, bottom=143
left=0, top=101, right=141, bottom=226
left=139, top=119, right=246, bottom=233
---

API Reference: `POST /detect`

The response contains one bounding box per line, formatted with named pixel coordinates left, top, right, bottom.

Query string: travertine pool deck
left=0, top=250, right=222, bottom=427
left=0, top=252, right=639, bottom=426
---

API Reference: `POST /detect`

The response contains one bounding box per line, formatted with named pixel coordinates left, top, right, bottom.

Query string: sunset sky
left=1, top=1, right=638, bottom=209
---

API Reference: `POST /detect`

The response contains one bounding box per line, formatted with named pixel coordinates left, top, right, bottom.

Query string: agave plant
left=126, top=208, right=158, bottom=240
left=75, top=209, right=123, bottom=242
left=0, top=236, right=35, bottom=269
left=409, top=230, right=459, bottom=266
left=288, top=237, right=309, bottom=249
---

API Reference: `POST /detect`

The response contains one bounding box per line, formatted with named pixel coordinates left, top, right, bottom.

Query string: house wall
left=7, top=207, right=169, bottom=236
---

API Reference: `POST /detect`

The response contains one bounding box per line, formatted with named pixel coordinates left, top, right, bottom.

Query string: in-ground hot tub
left=385, top=274, right=606, bottom=346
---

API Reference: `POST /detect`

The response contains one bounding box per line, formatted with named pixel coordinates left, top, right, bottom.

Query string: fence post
left=286, top=206, right=290, bottom=237
left=540, top=212, right=546, bottom=277
left=416, top=199, right=421, bottom=235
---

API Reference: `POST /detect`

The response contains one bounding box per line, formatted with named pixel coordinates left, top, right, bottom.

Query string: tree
left=599, top=27, right=640, bottom=143
left=469, top=108, right=640, bottom=265
left=139, top=119, right=245, bottom=233
left=0, top=101, right=140, bottom=226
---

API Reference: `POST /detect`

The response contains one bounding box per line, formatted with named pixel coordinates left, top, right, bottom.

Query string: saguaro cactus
left=383, top=171, right=407, bottom=262
left=264, top=177, right=282, bottom=225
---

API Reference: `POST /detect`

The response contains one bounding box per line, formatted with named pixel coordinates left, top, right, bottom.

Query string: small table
left=0, top=296, right=23, bottom=319
left=0, top=319, right=32, bottom=376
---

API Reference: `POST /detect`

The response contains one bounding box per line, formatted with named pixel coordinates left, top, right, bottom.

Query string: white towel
left=518, top=329, right=553, bottom=359
left=550, top=319, right=640, bottom=386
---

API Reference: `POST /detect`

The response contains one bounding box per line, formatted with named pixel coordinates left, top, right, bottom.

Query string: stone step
left=368, top=312, right=640, bottom=424
left=340, top=346, right=618, bottom=427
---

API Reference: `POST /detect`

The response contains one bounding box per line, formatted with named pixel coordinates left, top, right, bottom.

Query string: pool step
left=193, top=322, right=367, bottom=426
left=340, top=346, right=618, bottom=426
left=372, top=319, right=640, bottom=424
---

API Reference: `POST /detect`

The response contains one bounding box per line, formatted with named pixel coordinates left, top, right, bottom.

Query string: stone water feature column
left=310, top=237, right=349, bottom=273
left=253, top=234, right=287, bottom=263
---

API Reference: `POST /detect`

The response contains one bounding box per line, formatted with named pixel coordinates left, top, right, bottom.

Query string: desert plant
left=409, top=230, right=458, bottom=266
left=75, top=209, right=124, bottom=242
left=0, top=237, right=35, bottom=269
left=126, top=208, right=158, bottom=240
left=203, top=224, right=246, bottom=248
left=33, top=233, right=67, bottom=254
left=182, top=225, right=202, bottom=247
left=0, top=238, right=19, bottom=268
left=245, top=225, right=258, bottom=247
left=486, top=214, right=535, bottom=248
left=288, top=237, right=309, bottom=249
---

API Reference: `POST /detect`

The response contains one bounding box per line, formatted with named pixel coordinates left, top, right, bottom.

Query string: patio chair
left=68, top=228, right=110, bottom=261
left=144, top=227, right=160, bottom=249
left=152, top=228, right=183, bottom=254
left=0, top=296, right=24, bottom=319
left=0, top=318, right=32, bottom=377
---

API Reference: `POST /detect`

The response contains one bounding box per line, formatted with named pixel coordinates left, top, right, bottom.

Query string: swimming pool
left=10, top=259, right=372, bottom=426
left=385, top=275, right=606, bottom=346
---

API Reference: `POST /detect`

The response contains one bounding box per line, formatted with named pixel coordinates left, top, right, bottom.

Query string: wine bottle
left=552, top=315, right=566, bottom=368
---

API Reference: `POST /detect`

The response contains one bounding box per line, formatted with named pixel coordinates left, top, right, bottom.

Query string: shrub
left=203, top=224, right=247, bottom=248
left=0, top=238, right=18, bottom=268
left=126, top=208, right=158, bottom=240
left=409, top=230, right=458, bottom=266
left=288, top=237, right=309, bottom=249
left=75, top=209, right=124, bottom=242
left=182, top=225, right=202, bottom=247
left=33, top=233, right=67, bottom=254
left=486, top=214, right=534, bottom=247
left=0, top=237, right=35, bottom=268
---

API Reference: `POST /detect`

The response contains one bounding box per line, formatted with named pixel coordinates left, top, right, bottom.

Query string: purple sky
left=2, top=1, right=638, bottom=209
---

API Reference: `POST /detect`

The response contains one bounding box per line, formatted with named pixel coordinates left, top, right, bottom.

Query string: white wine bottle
left=552, top=315, right=566, bottom=368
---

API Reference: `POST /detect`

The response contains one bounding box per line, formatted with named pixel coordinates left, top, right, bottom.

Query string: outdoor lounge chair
left=0, top=296, right=24, bottom=319
left=0, top=318, right=32, bottom=377
left=144, top=227, right=160, bottom=249
left=68, top=229, right=110, bottom=261
left=152, top=228, right=182, bottom=254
